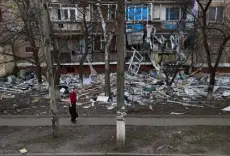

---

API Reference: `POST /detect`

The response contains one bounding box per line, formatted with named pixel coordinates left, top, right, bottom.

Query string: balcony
left=52, top=51, right=152, bottom=64
left=126, top=20, right=195, bottom=33
left=52, top=21, right=83, bottom=35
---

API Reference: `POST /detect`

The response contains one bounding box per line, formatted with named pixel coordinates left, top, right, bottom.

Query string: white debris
left=222, top=90, right=230, bottom=97
left=171, top=112, right=184, bottom=115
left=60, top=88, right=66, bottom=93
left=19, top=148, right=27, bottom=154
left=96, top=96, right=109, bottom=102
left=222, top=106, right=230, bottom=111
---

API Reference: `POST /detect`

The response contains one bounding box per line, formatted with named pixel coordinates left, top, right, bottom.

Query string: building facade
left=48, top=0, right=195, bottom=74
left=1, top=0, right=230, bottom=76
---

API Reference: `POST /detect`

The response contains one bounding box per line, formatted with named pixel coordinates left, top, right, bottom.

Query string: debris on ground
left=19, top=148, right=27, bottom=154
left=1, top=67, right=230, bottom=115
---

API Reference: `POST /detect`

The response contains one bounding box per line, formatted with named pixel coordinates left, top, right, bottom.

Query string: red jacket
left=69, top=91, right=77, bottom=103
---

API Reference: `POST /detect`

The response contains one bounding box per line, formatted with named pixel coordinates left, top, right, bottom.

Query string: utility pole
left=40, top=0, right=59, bottom=137
left=116, top=0, right=125, bottom=147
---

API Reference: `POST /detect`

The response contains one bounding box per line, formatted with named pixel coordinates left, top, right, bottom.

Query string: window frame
left=127, top=4, right=151, bottom=21
left=165, top=7, right=181, bottom=21
left=58, top=7, right=78, bottom=21
left=93, top=35, right=103, bottom=52
left=101, top=4, right=117, bottom=20
left=208, top=6, right=224, bottom=23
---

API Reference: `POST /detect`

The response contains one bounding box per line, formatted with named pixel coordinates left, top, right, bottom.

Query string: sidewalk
left=0, top=153, right=228, bottom=156
left=1, top=116, right=230, bottom=126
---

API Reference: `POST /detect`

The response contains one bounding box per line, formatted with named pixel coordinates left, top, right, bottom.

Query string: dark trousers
left=69, top=103, right=78, bottom=122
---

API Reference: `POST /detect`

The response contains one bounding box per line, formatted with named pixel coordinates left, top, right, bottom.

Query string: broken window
left=166, top=8, right=180, bottom=20
left=57, top=9, right=61, bottom=20
left=110, top=36, right=116, bottom=52
left=109, top=5, right=116, bottom=20
left=70, top=9, right=76, bottom=21
left=127, top=4, right=150, bottom=21
left=209, top=6, right=224, bottom=22
left=94, top=36, right=103, bottom=51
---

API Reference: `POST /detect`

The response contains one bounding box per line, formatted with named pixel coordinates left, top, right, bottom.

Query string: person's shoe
left=71, top=120, right=76, bottom=124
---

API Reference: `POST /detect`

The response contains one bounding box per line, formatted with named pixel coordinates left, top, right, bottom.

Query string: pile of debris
left=0, top=70, right=47, bottom=99
left=59, top=71, right=230, bottom=112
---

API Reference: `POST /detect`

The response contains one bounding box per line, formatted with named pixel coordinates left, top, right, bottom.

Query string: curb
left=1, top=115, right=230, bottom=118
left=0, top=153, right=229, bottom=156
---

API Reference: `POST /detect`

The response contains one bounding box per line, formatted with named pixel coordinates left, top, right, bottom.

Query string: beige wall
left=0, top=46, right=15, bottom=77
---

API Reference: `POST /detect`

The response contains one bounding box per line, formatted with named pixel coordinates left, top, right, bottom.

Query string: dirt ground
left=1, top=91, right=230, bottom=116
left=0, top=126, right=230, bottom=155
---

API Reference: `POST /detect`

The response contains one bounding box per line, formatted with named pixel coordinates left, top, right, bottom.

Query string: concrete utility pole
left=116, top=0, right=125, bottom=147
left=40, top=0, right=59, bottom=137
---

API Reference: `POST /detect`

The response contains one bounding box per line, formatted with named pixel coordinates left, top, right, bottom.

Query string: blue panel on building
left=127, top=24, right=144, bottom=32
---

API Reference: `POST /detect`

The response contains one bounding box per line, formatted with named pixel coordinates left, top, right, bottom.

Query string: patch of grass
left=186, top=127, right=230, bottom=145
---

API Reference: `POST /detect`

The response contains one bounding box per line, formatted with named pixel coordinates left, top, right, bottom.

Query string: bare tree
left=96, top=3, right=116, bottom=96
left=195, top=0, right=230, bottom=99
left=0, top=0, right=44, bottom=90
left=39, top=0, right=59, bottom=137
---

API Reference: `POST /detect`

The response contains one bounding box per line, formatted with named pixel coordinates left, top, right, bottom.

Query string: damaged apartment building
left=0, top=0, right=230, bottom=76
left=48, top=0, right=196, bottom=74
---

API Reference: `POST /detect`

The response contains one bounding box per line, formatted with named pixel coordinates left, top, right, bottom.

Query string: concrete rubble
left=58, top=71, right=230, bottom=111
left=1, top=69, right=230, bottom=113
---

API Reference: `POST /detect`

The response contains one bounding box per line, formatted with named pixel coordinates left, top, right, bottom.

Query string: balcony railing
left=52, top=21, right=82, bottom=32
left=52, top=51, right=151, bottom=63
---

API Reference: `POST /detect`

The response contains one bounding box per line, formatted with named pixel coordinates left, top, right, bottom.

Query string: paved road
left=1, top=116, right=230, bottom=126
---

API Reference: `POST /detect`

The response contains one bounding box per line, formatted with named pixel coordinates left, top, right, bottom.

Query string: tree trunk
left=37, top=65, right=42, bottom=91
left=97, top=4, right=111, bottom=96
left=54, top=74, right=60, bottom=100
left=52, top=39, right=60, bottom=100
left=79, top=62, right=84, bottom=88
left=207, top=69, right=215, bottom=100
left=79, top=38, right=89, bottom=88
left=104, top=56, right=110, bottom=96
left=40, top=0, right=59, bottom=137
left=49, top=73, right=59, bottom=138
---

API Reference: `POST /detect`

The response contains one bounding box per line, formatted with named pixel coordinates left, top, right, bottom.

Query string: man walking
left=69, top=87, right=78, bottom=123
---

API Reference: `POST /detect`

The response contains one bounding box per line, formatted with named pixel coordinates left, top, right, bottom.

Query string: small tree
left=96, top=3, right=117, bottom=96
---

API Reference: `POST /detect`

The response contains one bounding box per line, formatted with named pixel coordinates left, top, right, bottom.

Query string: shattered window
left=127, top=4, right=150, bottom=21
left=109, top=5, right=116, bottom=20
left=166, top=8, right=180, bottom=20
left=209, top=6, right=224, bottom=22
left=94, top=36, right=102, bottom=51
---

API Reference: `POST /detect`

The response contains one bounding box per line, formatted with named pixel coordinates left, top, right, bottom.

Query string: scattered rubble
left=1, top=68, right=230, bottom=115
left=58, top=71, right=230, bottom=113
